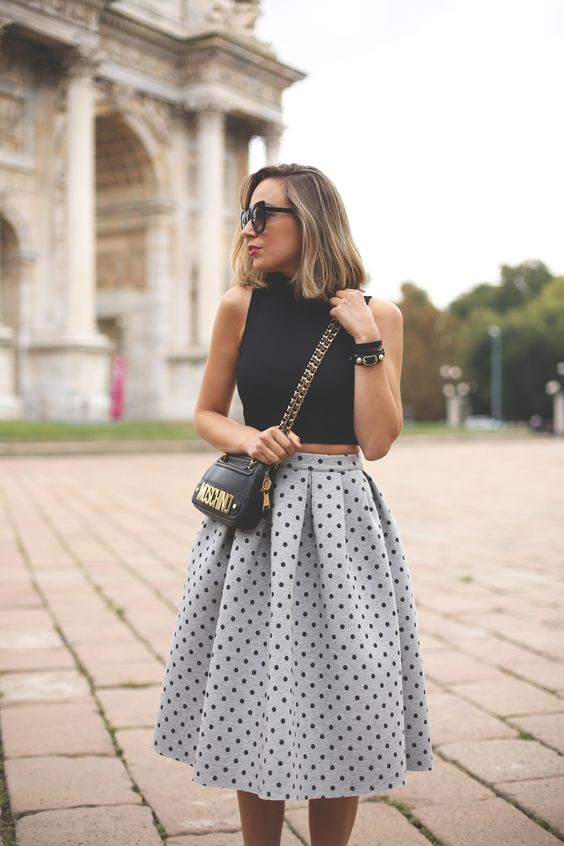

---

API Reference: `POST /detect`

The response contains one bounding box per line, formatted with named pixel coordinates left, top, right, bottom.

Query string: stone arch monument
left=0, top=0, right=304, bottom=420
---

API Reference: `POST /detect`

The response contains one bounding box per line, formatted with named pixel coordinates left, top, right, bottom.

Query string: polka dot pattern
left=153, top=451, right=433, bottom=800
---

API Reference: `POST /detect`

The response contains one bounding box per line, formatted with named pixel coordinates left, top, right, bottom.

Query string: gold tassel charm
left=261, top=474, right=272, bottom=511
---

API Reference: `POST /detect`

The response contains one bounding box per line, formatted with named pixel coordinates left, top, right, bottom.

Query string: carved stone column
left=169, top=112, right=191, bottom=353
left=26, top=47, right=112, bottom=421
left=143, top=204, right=173, bottom=418
left=65, top=49, right=98, bottom=338
left=0, top=236, right=25, bottom=418
left=264, top=123, right=283, bottom=165
left=196, top=105, right=226, bottom=346
left=14, top=251, right=35, bottom=417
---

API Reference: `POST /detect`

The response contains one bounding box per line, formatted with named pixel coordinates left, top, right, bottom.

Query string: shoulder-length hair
left=230, top=163, right=367, bottom=301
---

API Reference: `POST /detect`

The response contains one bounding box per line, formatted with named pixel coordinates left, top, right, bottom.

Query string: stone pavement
left=1, top=438, right=563, bottom=846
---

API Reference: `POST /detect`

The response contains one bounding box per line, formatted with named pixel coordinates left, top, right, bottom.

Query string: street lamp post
left=487, top=324, right=502, bottom=421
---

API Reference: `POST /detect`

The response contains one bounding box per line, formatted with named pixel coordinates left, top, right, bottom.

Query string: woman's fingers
left=288, top=431, right=301, bottom=451
left=258, top=427, right=301, bottom=463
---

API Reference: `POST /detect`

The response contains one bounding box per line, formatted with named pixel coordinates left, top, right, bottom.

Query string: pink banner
left=110, top=356, right=126, bottom=420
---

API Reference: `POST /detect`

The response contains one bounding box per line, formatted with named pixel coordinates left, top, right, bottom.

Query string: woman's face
left=241, top=177, right=301, bottom=278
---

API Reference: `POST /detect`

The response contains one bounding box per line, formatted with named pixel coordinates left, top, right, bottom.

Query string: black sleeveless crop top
left=235, top=272, right=373, bottom=444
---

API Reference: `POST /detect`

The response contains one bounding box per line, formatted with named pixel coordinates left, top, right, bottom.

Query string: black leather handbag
left=191, top=316, right=342, bottom=530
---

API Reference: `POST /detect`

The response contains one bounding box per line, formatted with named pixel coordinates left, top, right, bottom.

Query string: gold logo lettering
left=196, top=482, right=235, bottom=513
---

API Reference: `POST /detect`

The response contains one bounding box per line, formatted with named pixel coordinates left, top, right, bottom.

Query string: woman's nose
left=241, top=220, right=255, bottom=238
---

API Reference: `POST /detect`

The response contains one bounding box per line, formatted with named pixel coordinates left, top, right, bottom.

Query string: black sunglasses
left=240, top=200, right=296, bottom=234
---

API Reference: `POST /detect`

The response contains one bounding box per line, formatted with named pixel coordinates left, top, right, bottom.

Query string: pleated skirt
left=152, top=451, right=433, bottom=800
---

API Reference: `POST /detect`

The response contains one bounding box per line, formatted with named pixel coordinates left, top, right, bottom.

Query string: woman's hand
left=328, top=289, right=381, bottom=342
left=244, top=426, right=302, bottom=464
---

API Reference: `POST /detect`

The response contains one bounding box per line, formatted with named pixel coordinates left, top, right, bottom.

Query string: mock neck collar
left=266, top=271, right=294, bottom=287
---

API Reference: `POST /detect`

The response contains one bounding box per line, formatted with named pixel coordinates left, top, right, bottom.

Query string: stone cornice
left=0, top=0, right=107, bottom=36
left=100, top=5, right=183, bottom=59
left=3, top=1, right=306, bottom=122
left=181, top=33, right=306, bottom=87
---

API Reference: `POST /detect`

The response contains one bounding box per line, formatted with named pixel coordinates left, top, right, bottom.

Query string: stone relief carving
left=97, top=231, right=146, bottom=290
left=207, top=0, right=260, bottom=31
left=64, top=45, right=101, bottom=79
left=99, top=80, right=172, bottom=144
left=0, top=92, right=24, bottom=152
left=15, top=0, right=103, bottom=30
left=0, top=169, right=33, bottom=192
left=101, top=28, right=176, bottom=82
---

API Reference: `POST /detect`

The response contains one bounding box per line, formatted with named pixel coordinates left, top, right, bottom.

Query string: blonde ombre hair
left=230, top=164, right=367, bottom=301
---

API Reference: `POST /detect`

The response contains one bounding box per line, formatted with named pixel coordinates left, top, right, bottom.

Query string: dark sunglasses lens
left=251, top=204, right=266, bottom=233
left=240, top=209, right=250, bottom=230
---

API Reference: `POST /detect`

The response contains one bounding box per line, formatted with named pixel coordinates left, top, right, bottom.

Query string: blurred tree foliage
left=397, top=282, right=462, bottom=421
left=397, top=260, right=564, bottom=422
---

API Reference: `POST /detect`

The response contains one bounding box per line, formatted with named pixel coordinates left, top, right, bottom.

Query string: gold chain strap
left=278, top=317, right=342, bottom=434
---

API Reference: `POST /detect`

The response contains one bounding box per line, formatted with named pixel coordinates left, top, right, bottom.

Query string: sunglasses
left=240, top=200, right=296, bottom=234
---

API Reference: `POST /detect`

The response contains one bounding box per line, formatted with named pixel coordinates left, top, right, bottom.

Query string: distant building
left=0, top=0, right=304, bottom=420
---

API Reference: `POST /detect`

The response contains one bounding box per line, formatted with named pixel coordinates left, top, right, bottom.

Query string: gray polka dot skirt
left=152, top=451, right=433, bottom=800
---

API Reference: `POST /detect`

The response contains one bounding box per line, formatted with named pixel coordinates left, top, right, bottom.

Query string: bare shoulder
left=220, top=283, right=253, bottom=313
left=218, top=284, right=254, bottom=337
left=368, top=297, right=403, bottom=326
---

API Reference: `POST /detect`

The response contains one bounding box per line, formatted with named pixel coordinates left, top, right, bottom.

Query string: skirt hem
left=152, top=745, right=433, bottom=802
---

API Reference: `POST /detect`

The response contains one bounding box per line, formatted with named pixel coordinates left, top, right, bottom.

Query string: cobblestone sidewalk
left=1, top=439, right=563, bottom=845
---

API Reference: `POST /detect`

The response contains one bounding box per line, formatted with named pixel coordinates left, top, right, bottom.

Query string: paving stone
left=448, top=677, right=564, bottom=716
left=115, top=727, right=241, bottom=837
left=0, top=647, right=75, bottom=672
left=5, top=755, right=140, bottom=813
left=0, top=628, right=63, bottom=649
left=417, top=632, right=447, bottom=652
left=414, top=587, right=501, bottom=615
left=0, top=669, right=91, bottom=704
left=89, top=659, right=165, bottom=687
left=16, top=804, right=162, bottom=846
left=98, top=685, right=161, bottom=729
left=456, top=638, right=542, bottom=667
left=494, top=776, right=564, bottom=837
left=439, top=738, right=564, bottom=783
left=424, top=649, right=505, bottom=684
left=508, top=712, right=564, bottom=754
left=427, top=692, right=516, bottom=744
left=389, top=755, right=494, bottom=806
left=1, top=701, right=114, bottom=758
left=510, top=658, right=564, bottom=692
left=0, top=609, right=55, bottom=629
left=414, top=797, right=562, bottom=846
left=0, top=588, right=40, bottom=607
left=167, top=826, right=304, bottom=845
left=63, top=623, right=138, bottom=645
left=461, top=616, right=563, bottom=661
left=286, top=798, right=431, bottom=846
left=74, top=640, right=156, bottom=665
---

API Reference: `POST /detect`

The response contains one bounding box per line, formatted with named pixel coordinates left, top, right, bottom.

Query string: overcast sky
left=250, top=0, right=564, bottom=308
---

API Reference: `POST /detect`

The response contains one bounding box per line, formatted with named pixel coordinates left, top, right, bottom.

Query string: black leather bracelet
left=351, top=348, right=386, bottom=365
left=353, top=339, right=383, bottom=350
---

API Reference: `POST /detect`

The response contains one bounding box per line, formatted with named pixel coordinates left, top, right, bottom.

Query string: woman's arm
left=328, top=289, right=403, bottom=461
left=352, top=297, right=403, bottom=460
left=193, top=286, right=260, bottom=453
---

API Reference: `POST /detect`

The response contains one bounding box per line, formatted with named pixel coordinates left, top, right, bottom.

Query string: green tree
left=455, top=275, right=564, bottom=421
left=398, top=282, right=463, bottom=421
left=449, top=260, right=553, bottom=320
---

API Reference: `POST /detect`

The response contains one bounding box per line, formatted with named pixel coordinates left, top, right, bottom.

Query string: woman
left=153, top=164, right=433, bottom=846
